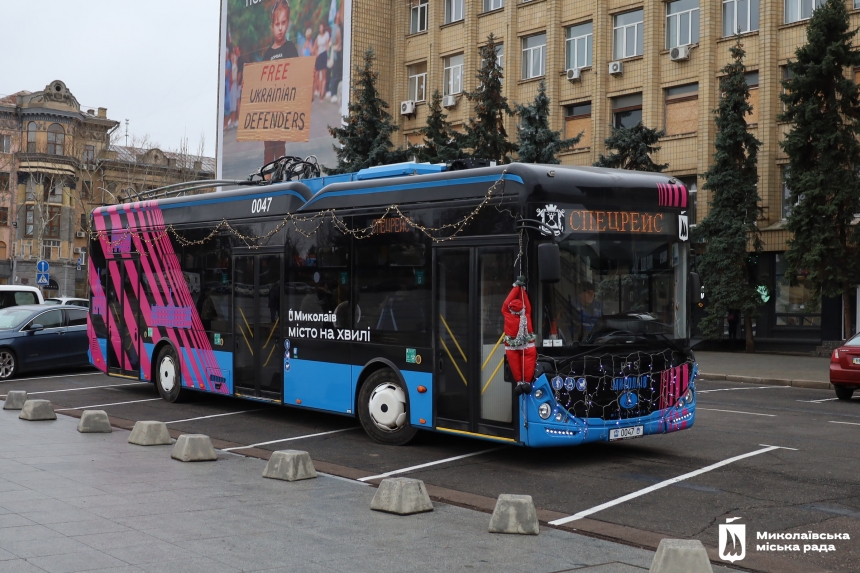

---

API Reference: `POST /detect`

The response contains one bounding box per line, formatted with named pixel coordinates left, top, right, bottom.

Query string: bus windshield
left=540, top=236, right=687, bottom=346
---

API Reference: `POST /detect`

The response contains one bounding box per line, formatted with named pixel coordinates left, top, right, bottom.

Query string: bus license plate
left=609, top=426, right=643, bottom=441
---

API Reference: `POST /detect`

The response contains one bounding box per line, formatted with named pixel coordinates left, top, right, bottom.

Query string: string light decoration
left=89, top=171, right=517, bottom=256
left=538, top=349, right=695, bottom=422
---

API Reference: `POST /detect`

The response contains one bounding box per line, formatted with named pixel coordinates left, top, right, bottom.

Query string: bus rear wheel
left=155, top=346, right=187, bottom=403
left=358, top=369, right=417, bottom=446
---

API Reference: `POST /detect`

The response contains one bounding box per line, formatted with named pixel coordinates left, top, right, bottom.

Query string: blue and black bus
left=88, top=161, right=698, bottom=447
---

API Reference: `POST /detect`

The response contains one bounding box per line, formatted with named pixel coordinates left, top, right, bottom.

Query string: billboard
left=217, top=0, right=351, bottom=180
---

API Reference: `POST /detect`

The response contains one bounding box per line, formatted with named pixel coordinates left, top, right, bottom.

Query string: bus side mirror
left=538, top=243, right=560, bottom=283
left=689, top=272, right=701, bottom=301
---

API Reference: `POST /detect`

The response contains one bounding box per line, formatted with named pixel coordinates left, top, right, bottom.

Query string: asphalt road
left=2, top=369, right=859, bottom=573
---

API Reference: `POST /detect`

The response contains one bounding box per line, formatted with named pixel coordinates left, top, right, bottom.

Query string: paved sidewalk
left=695, top=350, right=831, bottom=388
left=0, top=407, right=739, bottom=573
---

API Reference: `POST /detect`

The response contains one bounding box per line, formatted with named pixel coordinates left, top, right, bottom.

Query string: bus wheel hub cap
left=369, top=383, right=406, bottom=432
left=160, top=356, right=176, bottom=392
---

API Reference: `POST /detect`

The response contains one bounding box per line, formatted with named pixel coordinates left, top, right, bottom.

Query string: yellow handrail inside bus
left=439, top=314, right=467, bottom=363
left=481, top=333, right=505, bottom=371
left=239, top=307, right=253, bottom=338
left=439, top=337, right=467, bottom=386
left=264, top=317, right=279, bottom=347
left=263, top=343, right=277, bottom=367
left=238, top=324, right=254, bottom=356
left=482, top=358, right=505, bottom=395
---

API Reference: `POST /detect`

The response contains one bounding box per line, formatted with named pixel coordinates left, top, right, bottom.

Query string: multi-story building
left=0, top=81, right=214, bottom=297
left=350, top=0, right=855, bottom=349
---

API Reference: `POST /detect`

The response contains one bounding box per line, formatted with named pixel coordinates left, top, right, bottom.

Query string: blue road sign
left=36, top=260, right=49, bottom=273
left=36, top=273, right=49, bottom=286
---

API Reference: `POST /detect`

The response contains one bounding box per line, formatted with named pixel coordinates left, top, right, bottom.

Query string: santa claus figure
left=502, top=277, right=536, bottom=395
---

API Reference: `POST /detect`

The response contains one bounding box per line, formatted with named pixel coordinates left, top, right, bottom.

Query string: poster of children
left=218, top=0, right=349, bottom=179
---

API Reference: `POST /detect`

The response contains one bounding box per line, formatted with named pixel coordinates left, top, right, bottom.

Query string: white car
left=43, top=297, right=89, bottom=308
left=0, top=286, right=44, bottom=309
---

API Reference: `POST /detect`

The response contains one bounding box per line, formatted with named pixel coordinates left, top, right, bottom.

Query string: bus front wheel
left=358, top=369, right=417, bottom=446
left=155, top=346, right=187, bottom=403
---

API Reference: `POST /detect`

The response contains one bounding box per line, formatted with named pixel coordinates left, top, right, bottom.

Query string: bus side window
left=354, top=229, right=430, bottom=342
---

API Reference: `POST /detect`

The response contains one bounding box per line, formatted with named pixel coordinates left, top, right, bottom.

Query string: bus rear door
left=233, top=253, right=283, bottom=401
left=434, top=243, right=518, bottom=442
left=105, top=258, right=141, bottom=377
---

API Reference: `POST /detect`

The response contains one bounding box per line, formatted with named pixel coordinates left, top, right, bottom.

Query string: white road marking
left=55, top=398, right=162, bottom=411
left=797, top=398, right=839, bottom=403
left=697, top=408, right=775, bottom=417
left=829, top=421, right=860, bottom=426
left=165, top=409, right=267, bottom=424
left=358, top=447, right=504, bottom=482
left=549, top=445, right=797, bottom=526
left=697, top=386, right=790, bottom=394
left=1, top=371, right=103, bottom=383
left=0, top=382, right=149, bottom=398
left=221, top=427, right=358, bottom=451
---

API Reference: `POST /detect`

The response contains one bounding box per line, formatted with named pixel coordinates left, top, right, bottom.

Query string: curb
left=699, top=372, right=832, bottom=390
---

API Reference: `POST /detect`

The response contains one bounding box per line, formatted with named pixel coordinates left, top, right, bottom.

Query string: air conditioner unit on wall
left=608, top=61, right=623, bottom=75
left=566, top=68, right=581, bottom=82
left=442, top=95, right=457, bottom=108
left=670, top=45, right=691, bottom=61
left=73, top=247, right=82, bottom=254
left=400, top=100, right=416, bottom=115
left=75, top=231, right=86, bottom=238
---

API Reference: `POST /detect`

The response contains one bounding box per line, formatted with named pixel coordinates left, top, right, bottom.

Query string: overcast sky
left=0, top=0, right=219, bottom=157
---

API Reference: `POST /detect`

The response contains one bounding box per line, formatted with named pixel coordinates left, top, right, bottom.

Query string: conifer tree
left=594, top=124, right=668, bottom=172
left=415, top=90, right=464, bottom=163
left=458, top=34, right=517, bottom=163
left=779, top=0, right=860, bottom=338
left=327, top=47, right=406, bottom=174
left=696, top=40, right=762, bottom=351
left=515, top=81, right=581, bottom=164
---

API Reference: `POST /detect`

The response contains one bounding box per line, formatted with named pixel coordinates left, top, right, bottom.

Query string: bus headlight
left=684, top=388, right=694, bottom=404
left=538, top=403, right=552, bottom=419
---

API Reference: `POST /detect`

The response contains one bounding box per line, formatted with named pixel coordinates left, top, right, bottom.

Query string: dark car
left=0, top=305, right=90, bottom=380
left=830, top=333, right=860, bottom=400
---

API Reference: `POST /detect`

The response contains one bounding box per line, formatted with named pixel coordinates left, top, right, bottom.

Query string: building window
left=0, top=135, right=10, bottom=154
left=484, top=0, right=504, bottom=12
left=27, top=122, right=37, bottom=153
left=444, top=54, right=464, bottom=95
left=42, top=239, right=61, bottom=261
left=521, top=33, right=546, bottom=80
left=83, top=145, right=95, bottom=166
left=81, top=181, right=92, bottom=200
left=723, top=0, right=760, bottom=36
left=678, top=176, right=698, bottom=225
left=666, top=0, right=699, bottom=49
left=783, top=66, right=794, bottom=111
left=410, top=0, right=428, bottom=34
left=774, top=253, right=820, bottom=326
left=445, top=0, right=464, bottom=23
left=482, top=43, right=504, bottom=70
left=407, top=63, right=427, bottom=102
left=785, top=0, right=825, bottom=24
left=0, top=173, right=8, bottom=194
left=0, top=208, right=7, bottom=227
left=665, top=84, right=699, bottom=135
left=0, top=242, right=6, bottom=260
left=564, top=102, right=591, bottom=149
left=46, top=206, right=61, bottom=238
left=47, top=124, right=64, bottom=156
left=613, top=10, right=644, bottom=60
left=611, top=93, right=643, bottom=129
left=25, top=205, right=34, bottom=237
left=565, top=22, right=593, bottom=69
left=745, top=71, right=759, bottom=124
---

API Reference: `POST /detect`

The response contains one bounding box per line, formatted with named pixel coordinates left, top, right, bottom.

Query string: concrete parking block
left=649, top=539, right=713, bottom=573
left=488, top=494, right=539, bottom=535
left=18, top=400, right=56, bottom=421
left=77, top=410, right=112, bottom=433
left=127, top=421, right=171, bottom=446
left=3, top=391, right=28, bottom=410
left=262, top=450, right=317, bottom=482
left=171, top=434, right=217, bottom=462
left=370, top=477, right=433, bottom=515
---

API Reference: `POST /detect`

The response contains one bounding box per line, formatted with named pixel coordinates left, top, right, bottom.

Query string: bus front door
left=233, top=254, right=283, bottom=401
left=105, top=258, right=141, bottom=377
left=435, top=245, right=517, bottom=441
